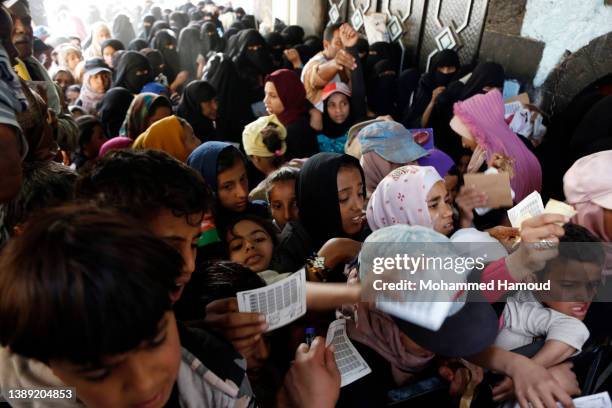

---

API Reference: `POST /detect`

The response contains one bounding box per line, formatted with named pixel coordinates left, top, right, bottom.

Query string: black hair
left=76, top=115, right=102, bottom=150
left=67, top=84, right=81, bottom=93
left=264, top=166, right=299, bottom=199
left=538, top=223, right=605, bottom=280
left=220, top=213, right=279, bottom=248
left=76, top=149, right=211, bottom=226
left=217, top=146, right=247, bottom=175
left=0, top=205, right=181, bottom=365
left=260, top=123, right=285, bottom=168
left=4, top=161, right=77, bottom=233
left=324, top=23, right=342, bottom=42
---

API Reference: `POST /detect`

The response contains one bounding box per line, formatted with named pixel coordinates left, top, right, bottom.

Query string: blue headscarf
left=187, top=141, right=235, bottom=192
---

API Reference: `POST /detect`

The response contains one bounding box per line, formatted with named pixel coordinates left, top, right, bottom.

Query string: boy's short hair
left=324, top=23, right=342, bottom=42
left=0, top=205, right=182, bottom=365
left=75, top=149, right=211, bottom=226
left=4, top=161, right=77, bottom=232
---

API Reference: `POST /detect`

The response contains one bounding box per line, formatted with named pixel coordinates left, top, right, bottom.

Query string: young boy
left=493, top=223, right=604, bottom=402
left=0, top=205, right=340, bottom=407
left=0, top=205, right=254, bottom=407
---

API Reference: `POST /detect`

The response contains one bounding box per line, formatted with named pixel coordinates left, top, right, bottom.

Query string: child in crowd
left=263, top=166, right=300, bottom=231
left=132, top=115, right=201, bottom=162
left=73, top=115, right=107, bottom=170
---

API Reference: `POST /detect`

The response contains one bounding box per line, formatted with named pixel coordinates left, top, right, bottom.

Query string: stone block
left=478, top=30, right=544, bottom=83
left=484, top=0, right=527, bottom=36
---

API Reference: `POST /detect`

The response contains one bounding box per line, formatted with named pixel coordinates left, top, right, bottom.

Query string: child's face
left=102, top=46, right=116, bottom=67
left=269, top=180, right=298, bottom=230
left=327, top=93, right=350, bottom=124
left=444, top=174, right=459, bottom=202
left=49, top=312, right=181, bottom=408
left=54, top=71, right=74, bottom=92
left=148, top=209, right=203, bottom=302
left=89, top=72, right=111, bottom=93
left=227, top=220, right=274, bottom=273
left=67, top=52, right=82, bottom=71
left=84, top=124, right=107, bottom=158
left=337, top=166, right=365, bottom=236
left=217, top=160, right=249, bottom=213
left=426, top=181, right=454, bottom=236
left=538, top=258, right=602, bottom=321
left=263, top=81, right=284, bottom=116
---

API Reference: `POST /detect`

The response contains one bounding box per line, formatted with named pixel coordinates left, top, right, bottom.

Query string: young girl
left=264, top=69, right=319, bottom=159
left=264, top=166, right=300, bottom=231
left=187, top=141, right=270, bottom=229
left=76, top=59, right=112, bottom=115
left=101, top=39, right=125, bottom=68
left=274, top=152, right=368, bottom=274
left=367, top=165, right=487, bottom=236
left=120, top=93, right=173, bottom=139
left=242, top=115, right=288, bottom=184
left=73, top=115, right=107, bottom=170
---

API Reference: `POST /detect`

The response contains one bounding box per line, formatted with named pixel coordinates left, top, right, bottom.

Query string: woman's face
left=96, top=27, right=111, bottom=44
left=269, top=180, right=299, bottom=230
left=217, top=160, right=249, bottom=212
left=200, top=99, right=218, bottom=121
left=437, top=66, right=457, bottom=75
left=67, top=52, right=82, bottom=72
left=227, top=219, right=274, bottom=273
left=327, top=93, right=350, bottom=124
left=147, top=105, right=172, bottom=127
left=181, top=122, right=201, bottom=156
left=89, top=72, right=111, bottom=93
left=426, top=180, right=454, bottom=236
left=337, top=166, right=365, bottom=236
left=102, top=46, right=116, bottom=67
left=264, top=81, right=284, bottom=116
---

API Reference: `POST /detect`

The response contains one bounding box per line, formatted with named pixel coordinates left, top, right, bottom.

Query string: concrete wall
left=250, top=0, right=327, bottom=36
left=521, top=0, right=612, bottom=86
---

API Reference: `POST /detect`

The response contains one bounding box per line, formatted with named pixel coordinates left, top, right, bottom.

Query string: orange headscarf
left=132, top=115, right=190, bottom=162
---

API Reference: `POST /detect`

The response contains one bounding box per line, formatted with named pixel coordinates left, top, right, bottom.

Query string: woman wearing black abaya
left=428, top=61, right=505, bottom=162
left=229, top=29, right=273, bottom=109
left=176, top=80, right=217, bottom=142
left=281, top=25, right=304, bottom=48
left=367, top=59, right=398, bottom=118
left=201, top=21, right=225, bottom=58
left=97, top=87, right=134, bottom=139
left=265, top=32, right=286, bottom=70
left=112, top=14, right=136, bottom=49
left=112, top=51, right=154, bottom=94
left=151, top=6, right=163, bottom=22
left=204, top=53, right=254, bottom=144
left=141, top=48, right=168, bottom=85
left=138, top=15, right=156, bottom=40
left=169, top=11, right=189, bottom=36
left=365, top=42, right=392, bottom=79
left=241, top=15, right=257, bottom=30
left=178, top=26, right=202, bottom=80
left=150, top=29, right=180, bottom=83
left=402, top=49, right=460, bottom=128
left=147, top=20, right=170, bottom=44
left=128, top=38, right=148, bottom=51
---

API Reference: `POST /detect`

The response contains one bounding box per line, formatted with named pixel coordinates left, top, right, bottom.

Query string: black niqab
left=139, top=15, right=156, bottom=40
left=97, top=87, right=134, bottom=138
left=128, top=38, right=148, bottom=51
left=201, top=22, right=225, bottom=56
left=265, top=31, right=285, bottom=69
left=367, top=59, right=398, bottom=117
left=113, top=51, right=154, bottom=94
left=112, top=14, right=136, bottom=48
left=178, top=26, right=201, bottom=79
left=281, top=25, right=304, bottom=47
left=151, top=29, right=180, bottom=82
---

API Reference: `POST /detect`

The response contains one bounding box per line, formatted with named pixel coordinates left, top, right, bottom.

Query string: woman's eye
left=84, top=369, right=111, bottom=382
left=255, top=237, right=266, bottom=243
left=429, top=203, right=438, bottom=209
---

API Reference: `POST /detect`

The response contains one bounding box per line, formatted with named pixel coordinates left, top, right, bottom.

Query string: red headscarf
left=265, top=69, right=306, bottom=126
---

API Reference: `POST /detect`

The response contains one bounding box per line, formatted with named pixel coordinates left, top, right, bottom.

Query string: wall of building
left=521, top=0, right=612, bottom=86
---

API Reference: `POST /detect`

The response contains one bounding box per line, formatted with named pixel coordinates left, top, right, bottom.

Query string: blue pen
left=305, top=327, right=316, bottom=347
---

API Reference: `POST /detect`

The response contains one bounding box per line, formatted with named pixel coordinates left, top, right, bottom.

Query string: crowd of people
left=0, top=0, right=611, bottom=407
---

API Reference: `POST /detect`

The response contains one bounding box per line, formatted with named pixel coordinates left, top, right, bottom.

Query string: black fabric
left=204, top=53, right=254, bottom=144
left=322, top=97, right=353, bottom=138
left=403, top=50, right=460, bottom=127
left=229, top=29, right=272, bottom=104
left=241, top=15, right=256, bottom=30
left=569, top=95, right=612, bottom=162
left=128, top=38, right=148, bottom=51
left=457, top=61, right=505, bottom=101
left=397, top=68, right=421, bottom=120
left=151, top=29, right=180, bottom=83
left=285, top=116, right=319, bottom=160
left=98, top=87, right=134, bottom=139
left=365, top=42, right=392, bottom=79
left=265, top=31, right=286, bottom=70
left=138, top=14, right=156, bottom=40
left=169, top=11, right=189, bottom=35
left=147, top=20, right=170, bottom=44
left=296, top=152, right=366, bottom=250
left=281, top=25, right=304, bottom=47
left=141, top=48, right=165, bottom=78
left=200, top=21, right=225, bottom=57
left=177, top=26, right=201, bottom=80
left=112, top=14, right=136, bottom=48
left=303, top=36, right=323, bottom=54
left=112, top=51, right=154, bottom=94
left=176, top=80, right=216, bottom=142
left=367, top=59, right=398, bottom=117
left=101, top=39, right=125, bottom=55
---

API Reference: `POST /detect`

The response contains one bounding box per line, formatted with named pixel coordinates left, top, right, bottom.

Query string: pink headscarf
left=367, top=165, right=442, bottom=231
left=346, top=303, right=433, bottom=385
left=360, top=151, right=402, bottom=195
left=453, top=89, right=542, bottom=202
left=99, top=136, right=133, bottom=157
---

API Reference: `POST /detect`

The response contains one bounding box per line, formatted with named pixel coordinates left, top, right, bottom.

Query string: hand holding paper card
left=463, top=173, right=513, bottom=209
left=507, top=190, right=544, bottom=229
left=543, top=199, right=576, bottom=223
